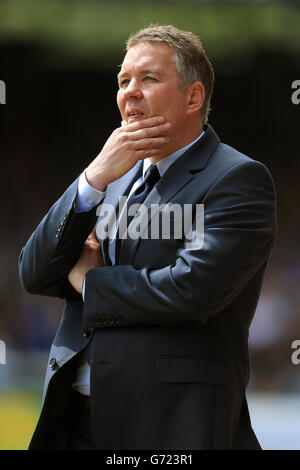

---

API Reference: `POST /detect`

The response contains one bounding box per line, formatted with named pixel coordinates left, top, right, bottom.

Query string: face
left=117, top=42, right=192, bottom=151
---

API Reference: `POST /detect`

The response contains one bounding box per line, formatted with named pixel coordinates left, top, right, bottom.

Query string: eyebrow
left=117, top=69, right=162, bottom=80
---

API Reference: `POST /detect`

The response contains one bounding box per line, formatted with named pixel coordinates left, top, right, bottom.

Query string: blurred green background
left=1, top=0, right=300, bottom=450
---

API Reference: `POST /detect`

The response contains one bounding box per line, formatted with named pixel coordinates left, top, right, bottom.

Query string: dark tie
left=115, top=164, right=160, bottom=263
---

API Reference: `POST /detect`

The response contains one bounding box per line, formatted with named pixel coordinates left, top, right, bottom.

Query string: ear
left=185, top=81, right=205, bottom=115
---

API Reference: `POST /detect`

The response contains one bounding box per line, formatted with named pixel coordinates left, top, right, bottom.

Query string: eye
left=119, top=79, right=130, bottom=88
left=143, top=76, right=157, bottom=82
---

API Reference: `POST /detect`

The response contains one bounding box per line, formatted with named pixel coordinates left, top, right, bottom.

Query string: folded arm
left=18, top=178, right=100, bottom=298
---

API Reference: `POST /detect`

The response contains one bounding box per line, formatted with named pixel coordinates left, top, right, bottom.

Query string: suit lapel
left=95, top=161, right=142, bottom=265
left=119, top=124, right=220, bottom=265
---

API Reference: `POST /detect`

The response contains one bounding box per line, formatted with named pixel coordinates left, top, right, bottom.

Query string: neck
left=150, top=121, right=203, bottom=163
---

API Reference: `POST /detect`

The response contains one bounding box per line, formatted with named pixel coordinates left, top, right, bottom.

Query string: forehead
left=119, top=42, right=177, bottom=74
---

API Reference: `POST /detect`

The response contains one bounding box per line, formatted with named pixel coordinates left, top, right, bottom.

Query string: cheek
left=148, top=92, right=172, bottom=117
left=153, top=87, right=183, bottom=118
left=116, top=91, right=124, bottom=113
left=169, top=93, right=186, bottom=120
left=159, top=99, right=182, bottom=124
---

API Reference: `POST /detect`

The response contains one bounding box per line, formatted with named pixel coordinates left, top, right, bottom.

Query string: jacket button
left=83, top=328, right=91, bottom=338
left=49, top=357, right=57, bottom=369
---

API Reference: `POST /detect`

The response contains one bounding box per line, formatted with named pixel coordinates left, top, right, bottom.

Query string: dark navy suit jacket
left=19, top=125, right=276, bottom=449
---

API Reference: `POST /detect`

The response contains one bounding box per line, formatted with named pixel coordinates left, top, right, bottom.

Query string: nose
left=123, top=79, right=143, bottom=101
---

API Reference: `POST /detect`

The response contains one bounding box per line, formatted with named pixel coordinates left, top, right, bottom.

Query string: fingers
left=133, top=135, right=170, bottom=150
left=85, top=230, right=101, bottom=250
left=88, top=229, right=98, bottom=241
left=124, top=116, right=165, bottom=131
left=113, top=117, right=171, bottom=158
left=122, top=116, right=171, bottom=140
left=130, top=122, right=171, bottom=141
left=86, top=232, right=97, bottom=244
left=87, top=116, right=171, bottom=188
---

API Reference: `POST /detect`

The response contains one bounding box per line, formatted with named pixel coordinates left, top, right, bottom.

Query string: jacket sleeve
left=82, top=160, right=276, bottom=328
left=18, top=178, right=99, bottom=298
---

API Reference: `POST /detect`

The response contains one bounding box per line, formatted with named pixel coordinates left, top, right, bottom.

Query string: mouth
left=126, top=110, right=145, bottom=123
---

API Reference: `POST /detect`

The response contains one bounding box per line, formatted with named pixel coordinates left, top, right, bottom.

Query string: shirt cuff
left=75, top=170, right=106, bottom=212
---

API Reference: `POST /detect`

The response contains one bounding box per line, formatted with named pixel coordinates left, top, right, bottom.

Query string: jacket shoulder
left=208, top=141, right=274, bottom=186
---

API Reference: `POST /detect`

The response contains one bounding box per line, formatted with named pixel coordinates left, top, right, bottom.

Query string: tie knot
left=144, top=164, right=160, bottom=187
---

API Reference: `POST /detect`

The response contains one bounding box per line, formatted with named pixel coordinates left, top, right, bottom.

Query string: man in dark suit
left=19, top=25, right=276, bottom=450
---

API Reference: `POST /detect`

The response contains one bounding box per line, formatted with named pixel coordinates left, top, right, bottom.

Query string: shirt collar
left=143, top=130, right=205, bottom=180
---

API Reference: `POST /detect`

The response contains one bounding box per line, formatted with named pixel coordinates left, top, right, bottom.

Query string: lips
left=126, top=109, right=145, bottom=123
